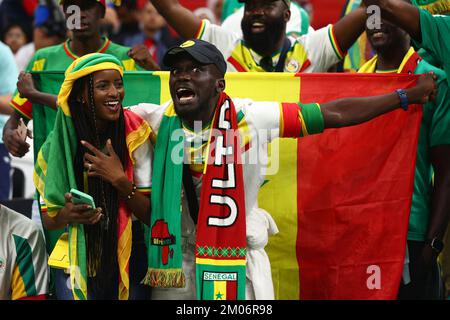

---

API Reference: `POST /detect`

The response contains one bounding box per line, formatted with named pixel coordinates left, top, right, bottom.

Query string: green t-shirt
left=409, top=60, right=450, bottom=241
left=413, top=9, right=450, bottom=87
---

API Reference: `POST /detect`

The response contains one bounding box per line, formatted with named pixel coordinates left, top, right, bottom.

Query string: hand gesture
left=408, top=72, right=438, bottom=105
left=17, top=72, right=37, bottom=100
left=82, top=139, right=126, bottom=187
left=3, top=118, right=32, bottom=157
left=59, top=193, right=103, bottom=225
left=128, top=44, right=161, bottom=71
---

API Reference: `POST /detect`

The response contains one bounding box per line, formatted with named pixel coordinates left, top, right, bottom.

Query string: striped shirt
left=0, top=205, right=49, bottom=300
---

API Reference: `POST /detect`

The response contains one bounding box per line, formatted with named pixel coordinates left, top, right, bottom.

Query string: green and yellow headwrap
left=57, top=52, right=124, bottom=116
left=412, top=0, right=450, bottom=14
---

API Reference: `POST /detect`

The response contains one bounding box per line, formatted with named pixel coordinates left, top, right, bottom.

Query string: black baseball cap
left=163, top=39, right=227, bottom=76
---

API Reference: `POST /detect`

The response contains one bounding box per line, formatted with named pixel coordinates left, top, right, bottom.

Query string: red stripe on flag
left=295, top=73, right=422, bottom=299
left=226, top=281, right=237, bottom=300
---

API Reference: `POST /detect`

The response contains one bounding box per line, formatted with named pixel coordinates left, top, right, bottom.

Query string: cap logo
left=180, top=40, right=196, bottom=48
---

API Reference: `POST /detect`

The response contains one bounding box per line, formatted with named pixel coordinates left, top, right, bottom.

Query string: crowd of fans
left=0, top=0, right=449, bottom=301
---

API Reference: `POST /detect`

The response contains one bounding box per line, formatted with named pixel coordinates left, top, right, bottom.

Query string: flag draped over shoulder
left=33, top=53, right=151, bottom=300
left=34, top=71, right=422, bottom=300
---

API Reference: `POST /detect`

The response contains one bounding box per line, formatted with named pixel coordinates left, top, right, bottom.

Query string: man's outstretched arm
left=363, top=0, right=421, bottom=40
left=151, top=0, right=202, bottom=39
left=321, top=73, right=436, bottom=128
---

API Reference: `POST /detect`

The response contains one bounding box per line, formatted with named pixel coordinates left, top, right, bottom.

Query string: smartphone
left=17, top=118, right=27, bottom=141
left=70, top=188, right=96, bottom=208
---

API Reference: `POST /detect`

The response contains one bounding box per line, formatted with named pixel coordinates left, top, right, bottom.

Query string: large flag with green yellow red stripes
left=32, top=71, right=421, bottom=299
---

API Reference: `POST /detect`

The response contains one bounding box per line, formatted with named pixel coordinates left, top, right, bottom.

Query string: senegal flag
left=33, top=71, right=421, bottom=300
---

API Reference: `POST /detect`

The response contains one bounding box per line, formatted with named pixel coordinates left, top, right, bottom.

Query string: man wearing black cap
left=132, top=39, right=437, bottom=300
left=151, top=0, right=367, bottom=73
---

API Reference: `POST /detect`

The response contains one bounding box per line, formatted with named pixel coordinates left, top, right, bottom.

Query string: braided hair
left=68, top=74, right=127, bottom=298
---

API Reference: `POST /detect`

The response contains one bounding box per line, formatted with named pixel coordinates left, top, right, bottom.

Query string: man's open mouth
left=176, top=87, right=196, bottom=104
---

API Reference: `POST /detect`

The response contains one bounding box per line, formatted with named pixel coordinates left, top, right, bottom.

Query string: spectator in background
left=14, top=0, right=67, bottom=71
left=221, top=0, right=313, bottom=38
left=135, top=1, right=178, bottom=67
left=2, top=24, right=31, bottom=55
left=0, top=204, right=49, bottom=300
left=0, top=41, right=19, bottom=201
left=150, top=0, right=367, bottom=73
left=111, top=0, right=147, bottom=47
left=0, top=0, right=37, bottom=39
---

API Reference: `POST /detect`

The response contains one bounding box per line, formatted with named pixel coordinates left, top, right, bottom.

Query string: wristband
left=396, top=89, right=409, bottom=111
left=126, top=183, right=137, bottom=201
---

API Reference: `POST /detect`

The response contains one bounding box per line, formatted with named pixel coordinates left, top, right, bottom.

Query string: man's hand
left=17, top=72, right=38, bottom=100
left=128, top=45, right=161, bottom=71
left=406, top=72, right=438, bottom=104
left=82, top=139, right=127, bottom=188
left=2, top=114, right=32, bottom=157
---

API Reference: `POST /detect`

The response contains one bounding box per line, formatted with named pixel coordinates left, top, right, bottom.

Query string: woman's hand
left=82, top=139, right=127, bottom=188
left=58, top=193, right=103, bottom=225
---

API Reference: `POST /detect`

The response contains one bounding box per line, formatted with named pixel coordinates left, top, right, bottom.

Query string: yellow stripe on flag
left=249, top=73, right=301, bottom=300
left=225, top=73, right=300, bottom=102
left=259, top=139, right=300, bottom=300
left=214, top=281, right=227, bottom=300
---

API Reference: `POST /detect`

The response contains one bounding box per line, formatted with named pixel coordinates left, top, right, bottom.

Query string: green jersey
left=359, top=48, right=450, bottom=241
left=414, top=9, right=450, bottom=87
left=410, top=60, right=450, bottom=241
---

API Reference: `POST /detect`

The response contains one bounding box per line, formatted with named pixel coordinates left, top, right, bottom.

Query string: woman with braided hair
left=34, top=53, right=152, bottom=300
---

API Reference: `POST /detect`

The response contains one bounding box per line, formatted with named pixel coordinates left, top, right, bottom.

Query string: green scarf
left=143, top=103, right=185, bottom=287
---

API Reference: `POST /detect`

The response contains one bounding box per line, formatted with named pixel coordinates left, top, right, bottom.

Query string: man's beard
left=241, top=18, right=286, bottom=55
